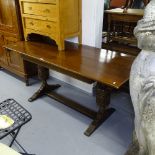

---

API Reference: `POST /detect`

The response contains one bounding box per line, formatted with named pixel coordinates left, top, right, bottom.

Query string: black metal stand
left=9, top=127, right=22, bottom=147
left=0, top=99, right=35, bottom=155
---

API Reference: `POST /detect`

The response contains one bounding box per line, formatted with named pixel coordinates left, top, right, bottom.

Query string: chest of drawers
left=19, top=0, right=82, bottom=50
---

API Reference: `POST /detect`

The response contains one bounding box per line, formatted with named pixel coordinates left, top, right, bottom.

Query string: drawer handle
left=29, top=22, right=34, bottom=26
left=46, top=25, right=51, bottom=29
left=28, top=7, right=32, bottom=10
left=43, top=9, right=50, bottom=13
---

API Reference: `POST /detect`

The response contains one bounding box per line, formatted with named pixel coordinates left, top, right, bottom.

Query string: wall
left=50, top=0, right=105, bottom=93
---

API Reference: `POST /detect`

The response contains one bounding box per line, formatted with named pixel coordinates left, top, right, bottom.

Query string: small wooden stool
left=0, top=143, right=21, bottom=155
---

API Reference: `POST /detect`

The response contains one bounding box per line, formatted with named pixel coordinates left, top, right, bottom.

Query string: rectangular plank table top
left=4, top=41, right=135, bottom=89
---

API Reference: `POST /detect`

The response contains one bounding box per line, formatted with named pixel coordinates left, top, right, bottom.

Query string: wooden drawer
left=22, top=2, right=57, bottom=18
left=20, top=0, right=57, bottom=4
left=24, top=18, right=57, bottom=34
left=38, top=0, right=56, bottom=3
left=110, top=14, right=142, bottom=23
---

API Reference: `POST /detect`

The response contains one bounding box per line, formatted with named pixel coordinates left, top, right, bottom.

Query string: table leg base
left=25, top=78, right=29, bottom=86
left=84, top=108, right=115, bottom=136
left=28, top=82, right=61, bottom=102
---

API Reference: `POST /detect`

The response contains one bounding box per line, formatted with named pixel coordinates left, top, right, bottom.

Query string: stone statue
left=125, top=0, right=155, bottom=155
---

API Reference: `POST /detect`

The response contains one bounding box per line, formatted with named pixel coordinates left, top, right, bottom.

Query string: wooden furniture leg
left=28, top=65, right=61, bottom=102
left=25, top=78, right=29, bottom=86
left=84, top=83, right=115, bottom=136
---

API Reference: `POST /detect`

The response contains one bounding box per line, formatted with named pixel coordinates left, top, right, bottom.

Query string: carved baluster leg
left=107, top=14, right=111, bottom=44
left=84, top=83, right=115, bottom=136
left=28, top=65, right=61, bottom=102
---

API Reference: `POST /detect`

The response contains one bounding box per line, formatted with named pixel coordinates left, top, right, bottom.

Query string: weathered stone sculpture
left=126, top=0, right=155, bottom=155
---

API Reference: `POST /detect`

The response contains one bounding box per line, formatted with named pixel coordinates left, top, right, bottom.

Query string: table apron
left=21, top=54, right=95, bottom=84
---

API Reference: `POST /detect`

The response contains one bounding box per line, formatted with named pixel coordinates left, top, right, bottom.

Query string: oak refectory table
left=4, top=41, right=135, bottom=136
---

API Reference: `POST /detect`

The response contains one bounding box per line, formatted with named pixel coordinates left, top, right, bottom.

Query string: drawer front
left=20, top=0, right=57, bottom=4
left=38, top=0, right=56, bottom=3
left=23, top=2, right=57, bottom=18
left=110, top=14, right=142, bottom=23
left=25, top=18, right=57, bottom=34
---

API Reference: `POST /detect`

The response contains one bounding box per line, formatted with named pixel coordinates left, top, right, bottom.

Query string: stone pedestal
left=126, top=0, right=155, bottom=154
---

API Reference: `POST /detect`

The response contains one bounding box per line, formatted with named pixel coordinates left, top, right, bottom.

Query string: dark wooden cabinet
left=0, top=34, right=7, bottom=65
left=0, top=0, right=18, bottom=32
left=0, top=0, right=37, bottom=85
left=4, top=36, right=24, bottom=72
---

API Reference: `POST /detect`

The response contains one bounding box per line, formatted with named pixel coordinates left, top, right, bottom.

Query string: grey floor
left=0, top=70, right=134, bottom=155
